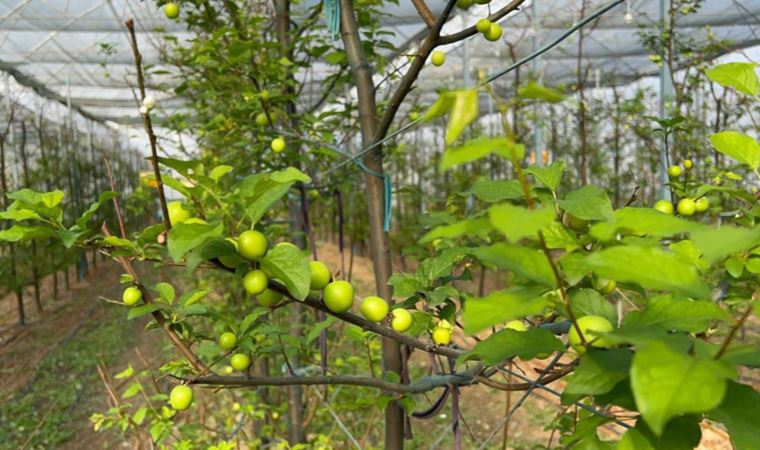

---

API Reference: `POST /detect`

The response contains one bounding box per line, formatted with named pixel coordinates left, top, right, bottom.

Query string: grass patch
left=0, top=305, right=135, bottom=449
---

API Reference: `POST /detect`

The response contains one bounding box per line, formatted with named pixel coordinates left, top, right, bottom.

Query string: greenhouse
left=0, top=0, right=759, bottom=449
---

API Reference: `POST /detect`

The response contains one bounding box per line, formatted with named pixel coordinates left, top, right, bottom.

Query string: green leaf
left=306, top=317, right=337, bottom=344
left=127, top=304, right=161, bottom=320
left=418, top=218, right=491, bottom=244
left=563, top=348, right=632, bottom=400
left=154, top=283, right=175, bottom=303
left=462, top=287, right=548, bottom=334
left=541, top=221, right=580, bottom=251
left=557, top=185, right=613, bottom=221
left=623, top=296, right=728, bottom=333
left=260, top=244, right=310, bottom=300
left=0, top=209, right=42, bottom=221
left=460, top=327, right=563, bottom=364
left=584, top=245, right=709, bottom=299
left=445, top=89, right=478, bottom=145
left=239, top=169, right=310, bottom=224
left=122, top=382, right=141, bottom=399
left=525, top=161, right=566, bottom=191
left=517, top=81, right=565, bottom=103
left=709, top=381, right=760, bottom=450
left=439, top=137, right=524, bottom=172
left=387, top=273, right=425, bottom=297
left=691, top=226, right=760, bottom=264
left=133, top=406, right=148, bottom=425
left=709, top=131, right=760, bottom=172
left=416, top=248, right=463, bottom=283
left=57, top=229, right=85, bottom=248
left=589, top=207, right=706, bottom=241
left=180, top=290, right=209, bottom=307
left=468, top=243, right=555, bottom=287
left=706, top=62, right=759, bottom=96
left=617, top=416, right=702, bottom=450
left=167, top=222, right=224, bottom=262
left=422, top=91, right=456, bottom=122
left=0, top=225, right=55, bottom=242
left=630, top=341, right=734, bottom=435
left=569, top=289, right=617, bottom=325
left=488, top=203, right=555, bottom=242
left=209, top=165, right=233, bottom=181
left=76, top=191, right=118, bottom=229
left=179, top=303, right=207, bottom=317
left=470, top=177, right=524, bottom=202
left=114, top=365, right=134, bottom=380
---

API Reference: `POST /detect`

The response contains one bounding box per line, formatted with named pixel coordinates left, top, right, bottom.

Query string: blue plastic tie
left=383, top=175, right=392, bottom=232
left=324, top=0, right=341, bottom=41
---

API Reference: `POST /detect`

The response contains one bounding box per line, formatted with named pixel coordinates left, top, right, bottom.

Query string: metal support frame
left=658, top=0, right=675, bottom=200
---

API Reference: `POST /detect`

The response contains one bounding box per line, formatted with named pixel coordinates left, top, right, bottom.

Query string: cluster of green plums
left=653, top=160, right=709, bottom=216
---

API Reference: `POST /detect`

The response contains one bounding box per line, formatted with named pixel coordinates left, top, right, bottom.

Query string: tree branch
left=438, top=0, right=526, bottom=45
left=411, top=0, right=436, bottom=28
left=125, top=18, right=171, bottom=234
left=374, top=0, right=458, bottom=141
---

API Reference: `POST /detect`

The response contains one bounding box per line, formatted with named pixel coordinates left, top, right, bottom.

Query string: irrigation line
left=315, top=0, right=626, bottom=180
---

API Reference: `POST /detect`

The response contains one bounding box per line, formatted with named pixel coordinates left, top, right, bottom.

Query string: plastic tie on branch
left=324, top=0, right=341, bottom=41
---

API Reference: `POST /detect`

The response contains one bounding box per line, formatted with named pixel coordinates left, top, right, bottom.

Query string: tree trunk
left=339, top=2, right=404, bottom=448
left=18, top=121, right=42, bottom=313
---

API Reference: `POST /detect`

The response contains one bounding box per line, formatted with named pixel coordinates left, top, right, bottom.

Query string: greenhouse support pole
left=532, top=0, right=545, bottom=166
left=658, top=0, right=673, bottom=201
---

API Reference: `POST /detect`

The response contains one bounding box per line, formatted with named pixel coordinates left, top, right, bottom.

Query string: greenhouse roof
left=1, top=0, right=760, bottom=127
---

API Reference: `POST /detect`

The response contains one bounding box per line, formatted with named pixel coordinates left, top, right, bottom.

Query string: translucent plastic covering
left=1, top=0, right=759, bottom=126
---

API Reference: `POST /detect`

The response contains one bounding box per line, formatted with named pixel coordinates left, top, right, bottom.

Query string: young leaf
left=445, top=89, right=478, bottom=145
left=418, top=218, right=491, bottom=244
left=517, top=81, right=566, bottom=103
left=705, top=62, right=759, bottom=96
left=525, top=161, right=567, bottom=191
left=557, top=185, right=613, bottom=221
left=623, top=296, right=728, bottom=333
left=569, top=289, right=617, bottom=325
left=154, top=283, right=176, bottom=303
left=462, top=287, right=548, bottom=334
left=691, top=226, right=760, bottom=264
left=470, top=178, right=525, bottom=202
left=439, top=137, right=524, bottom=172
left=630, top=341, right=735, bottom=435
left=589, top=207, right=706, bottom=241
left=127, top=304, right=162, bottom=320
left=584, top=245, right=709, bottom=299
left=709, top=131, right=760, bottom=172
left=489, top=203, right=554, bottom=242
left=468, top=243, right=555, bottom=287
left=617, top=416, right=702, bottom=450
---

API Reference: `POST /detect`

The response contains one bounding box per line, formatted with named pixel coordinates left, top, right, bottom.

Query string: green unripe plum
left=653, top=199, right=674, bottom=215
left=167, top=201, right=191, bottom=225
left=260, top=90, right=270, bottom=101
left=323, top=280, right=354, bottom=313
left=243, top=270, right=268, bottom=295
left=409, top=111, right=420, bottom=121
left=230, top=353, right=251, bottom=372
left=309, top=261, right=331, bottom=290
left=271, top=137, right=286, bottom=153
left=169, top=385, right=193, bottom=411
left=238, top=230, right=268, bottom=260
left=432, top=327, right=452, bottom=346
left=668, top=165, right=682, bottom=177
left=476, top=18, right=492, bottom=34
left=677, top=198, right=696, bottom=216
left=255, top=112, right=268, bottom=126
left=695, top=197, right=709, bottom=212
left=595, top=278, right=616, bottom=295
left=431, top=51, right=445, bottom=67
left=683, top=159, right=693, bottom=169
left=568, top=315, right=614, bottom=354
left=219, top=332, right=237, bottom=350
left=122, top=286, right=142, bottom=306
left=391, top=309, right=413, bottom=332
left=474, top=0, right=491, bottom=4
left=360, top=296, right=389, bottom=323
left=257, top=289, right=282, bottom=307
left=505, top=320, right=528, bottom=332
left=275, top=241, right=298, bottom=250
left=456, top=0, right=473, bottom=9
left=164, top=2, right=180, bottom=19
left=437, top=319, right=454, bottom=331
left=484, top=23, right=503, bottom=41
